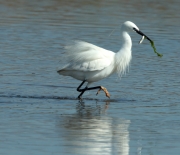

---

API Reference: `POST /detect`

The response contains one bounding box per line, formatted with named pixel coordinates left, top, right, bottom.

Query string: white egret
left=58, top=21, right=153, bottom=99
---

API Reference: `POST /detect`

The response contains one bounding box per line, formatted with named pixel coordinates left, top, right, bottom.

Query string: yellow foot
left=96, top=86, right=110, bottom=98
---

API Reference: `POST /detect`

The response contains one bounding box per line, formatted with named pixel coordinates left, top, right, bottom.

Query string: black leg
left=86, top=86, right=101, bottom=91
left=77, top=80, right=86, bottom=92
left=76, top=81, right=110, bottom=99
left=77, top=81, right=87, bottom=99
left=77, top=87, right=87, bottom=99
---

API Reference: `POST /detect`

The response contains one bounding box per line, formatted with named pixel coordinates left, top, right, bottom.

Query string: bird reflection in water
left=76, top=100, right=110, bottom=117
left=58, top=101, right=130, bottom=155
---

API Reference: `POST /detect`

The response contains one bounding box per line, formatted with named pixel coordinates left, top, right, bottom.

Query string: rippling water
left=0, top=0, right=180, bottom=155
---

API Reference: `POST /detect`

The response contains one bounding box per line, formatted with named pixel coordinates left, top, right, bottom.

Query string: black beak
left=133, top=28, right=152, bottom=42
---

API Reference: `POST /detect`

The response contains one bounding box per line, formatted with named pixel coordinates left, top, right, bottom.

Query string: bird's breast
left=115, top=49, right=132, bottom=76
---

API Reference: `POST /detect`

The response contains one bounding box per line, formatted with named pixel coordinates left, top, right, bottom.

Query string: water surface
left=0, top=0, right=180, bottom=155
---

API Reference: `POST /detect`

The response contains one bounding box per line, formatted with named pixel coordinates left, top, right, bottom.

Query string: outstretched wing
left=61, top=41, right=115, bottom=71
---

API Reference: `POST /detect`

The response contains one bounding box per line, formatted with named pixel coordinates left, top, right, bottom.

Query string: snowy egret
left=58, top=21, right=153, bottom=99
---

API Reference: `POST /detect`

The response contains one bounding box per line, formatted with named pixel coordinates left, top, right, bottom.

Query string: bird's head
left=121, top=21, right=162, bottom=57
left=122, top=21, right=152, bottom=43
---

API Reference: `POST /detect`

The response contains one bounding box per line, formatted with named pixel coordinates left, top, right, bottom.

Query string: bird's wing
left=62, top=41, right=115, bottom=71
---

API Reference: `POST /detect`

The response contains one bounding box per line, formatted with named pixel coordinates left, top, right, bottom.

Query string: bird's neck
left=114, top=31, right=132, bottom=76
left=120, top=31, right=132, bottom=51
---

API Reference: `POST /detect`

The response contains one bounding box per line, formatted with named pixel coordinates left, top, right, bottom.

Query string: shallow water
left=0, top=0, right=180, bottom=155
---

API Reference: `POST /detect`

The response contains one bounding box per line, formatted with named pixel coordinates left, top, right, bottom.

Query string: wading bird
left=58, top=21, right=152, bottom=99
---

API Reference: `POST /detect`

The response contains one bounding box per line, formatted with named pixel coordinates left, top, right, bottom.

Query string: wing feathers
left=61, top=41, right=114, bottom=71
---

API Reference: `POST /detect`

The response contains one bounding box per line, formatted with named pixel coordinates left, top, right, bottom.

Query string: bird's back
left=58, top=41, right=115, bottom=82
left=59, top=41, right=115, bottom=72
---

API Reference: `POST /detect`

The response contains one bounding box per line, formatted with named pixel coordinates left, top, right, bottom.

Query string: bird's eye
left=133, top=27, right=137, bottom=31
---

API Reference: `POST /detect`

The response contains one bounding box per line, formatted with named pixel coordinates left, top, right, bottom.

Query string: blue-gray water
left=0, top=0, right=180, bottom=155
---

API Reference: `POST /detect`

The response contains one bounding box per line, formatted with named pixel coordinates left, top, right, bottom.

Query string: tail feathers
left=57, top=69, right=70, bottom=76
left=57, top=69, right=65, bottom=74
left=57, top=69, right=62, bottom=74
left=57, top=69, right=85, bottom=81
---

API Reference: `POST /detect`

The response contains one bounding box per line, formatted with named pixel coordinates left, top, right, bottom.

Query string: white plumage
left=59, top=41, right=115, bottom=82
left=58, top=21, right=150, bottom=99
left=64, top=41, right=114, bottom=71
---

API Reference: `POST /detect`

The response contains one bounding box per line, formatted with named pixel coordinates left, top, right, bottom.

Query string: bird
left=57, top=21, right=152, bottom=99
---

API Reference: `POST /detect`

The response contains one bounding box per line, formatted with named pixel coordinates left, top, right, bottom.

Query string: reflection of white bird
left=58, top=21, right=152, bottom=99
left=62, top=115, right=130, bottom=155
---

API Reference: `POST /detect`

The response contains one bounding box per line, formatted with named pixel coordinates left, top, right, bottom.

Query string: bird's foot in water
left=96, top=86, right=110, bottom=98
